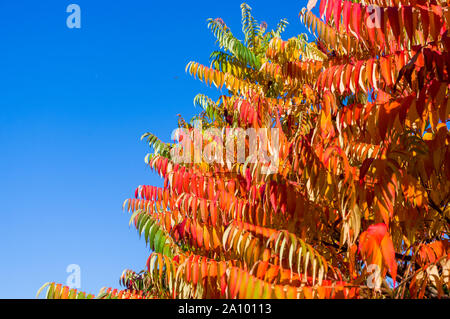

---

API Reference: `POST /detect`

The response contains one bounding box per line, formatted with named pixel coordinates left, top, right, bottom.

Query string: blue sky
left=0, top=1, right=311, bottom=298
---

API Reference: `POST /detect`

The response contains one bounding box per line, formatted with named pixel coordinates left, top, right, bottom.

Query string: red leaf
left=419, top=8, right=430, bottom=42
left=186, top=255, right=193, bottom=282
left=359, top=158, right=374, bottom=185
left=229, top=268, right=238, bottom=298
left=210, top=202, right=217, bottom=227
left=402, top=6, right=414, bottom=42
left=387, top=7, right=400, bottom=44
left=245, top=168, right=252, bottom=191
left=201, top=257, right=208, bottom=281
left=332, top=0, right=342, bottom=30
left=351, top=3, right=362, bottom=39
left=380, top=56, right=393, bottom=87
left=269, top=182, right=278, bottom=212
left=200, top=198, right=208, bottom=224
left=342, top=1, right=351, bottom=34
left=319, top=0, right=327, bottom=17
left=192, top=256, right=200, bottom=285
left=380, top=233, right=397, bottom=285
left=196, top=222, right=204, bottom=247
left=325, top=0, right=333, bottom=23
left=359, top=223, right=397, bottom=285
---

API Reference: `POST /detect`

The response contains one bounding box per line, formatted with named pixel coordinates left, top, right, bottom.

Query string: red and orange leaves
left=358, top=223, right=397, bottom=285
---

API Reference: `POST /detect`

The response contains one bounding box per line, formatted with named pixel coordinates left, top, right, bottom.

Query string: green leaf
left=36, top=282, right=51, bottom=299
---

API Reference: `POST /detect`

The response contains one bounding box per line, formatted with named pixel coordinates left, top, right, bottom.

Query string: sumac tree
left=39, top=1, right=449, bottom=299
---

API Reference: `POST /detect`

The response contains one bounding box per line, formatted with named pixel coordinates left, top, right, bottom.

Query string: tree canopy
left=38, top=1, right=449, bottom=299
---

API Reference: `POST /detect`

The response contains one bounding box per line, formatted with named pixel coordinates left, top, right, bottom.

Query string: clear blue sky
left=0, top=0, right=312, bottom=298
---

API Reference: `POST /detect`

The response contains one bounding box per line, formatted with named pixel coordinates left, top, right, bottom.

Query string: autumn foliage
left=39, top=1, right=449, bottom=299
